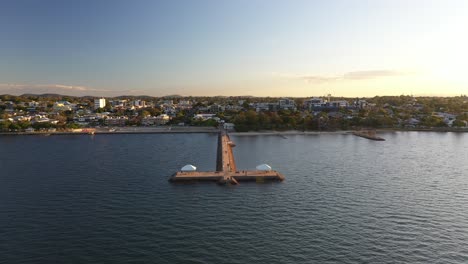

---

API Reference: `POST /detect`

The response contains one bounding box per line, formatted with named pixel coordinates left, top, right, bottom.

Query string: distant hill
left=81, top=96, right=97, bottom=99
left=161, top=94, right=183, bottom=98
left=2, top=93, right=275, bottom=100
left=114, top=95, right=157, bottom=100
left=20, top=93, right=70, bottom=98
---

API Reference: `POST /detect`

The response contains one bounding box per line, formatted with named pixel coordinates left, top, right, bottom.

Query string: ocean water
left=1, top=132, right=468, bottom=263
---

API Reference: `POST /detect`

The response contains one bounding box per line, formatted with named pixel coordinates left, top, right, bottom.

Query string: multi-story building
left=225, top=105, right=243, bottom=111
left=141, top=114, right=171, bottom=126
left=133, top=100, right=146, bottom=108
left=28, top=101, right=40, bottom=107
left=307, top=98, right=350, bottom=111
left=209, top=104, right=225, bottom=113
left=177, top=100, right=192, bottom=110
left=278, top=98, right=296, bottom=111
left=73, top=115, right=98, bottom=125
left=104, top=116, right=128, bottom=126
left=109, top=99, right=127, bottom=108
left=94, top=98, right=106, bottom=109
left=304, top=98, right=325, bottom=111
left=255, top=102, right=279, bottom=112
left=328, top=100, right=349, bottom=108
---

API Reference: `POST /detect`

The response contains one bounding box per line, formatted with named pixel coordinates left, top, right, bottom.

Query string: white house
left=194, top=113, right=217, bottom=121
left=278, top=98, right=296, bottom=110
left=53, top=101, right=73, bottom=111
left=141, top=114, right=171, bottom=125
left=223, top=122, right=235, bottom=130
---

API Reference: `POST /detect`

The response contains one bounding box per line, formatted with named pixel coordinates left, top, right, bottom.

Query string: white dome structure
left=181, top=164, right=197, bottom=172
left=256, top=164, right=272, bottom=171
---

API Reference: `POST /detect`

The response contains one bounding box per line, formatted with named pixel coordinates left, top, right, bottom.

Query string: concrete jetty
left=169, top=131, right=285, bottom=184
left=353, top=130, right=385, bottom=141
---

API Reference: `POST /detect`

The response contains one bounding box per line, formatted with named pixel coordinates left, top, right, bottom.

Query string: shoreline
left=231, top=128, right=468, bottom=136
left=0, top=126, right=219, bottom=136
left=1, top=127, right=468, bottom=136
left=0, top=127, right=468, bottom=136
left=229, top=130, right=350, bottom=136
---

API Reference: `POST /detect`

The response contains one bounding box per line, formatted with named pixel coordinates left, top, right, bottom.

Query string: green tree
left=420, top=116, right=447, bottom=127
left=245, top=110, right=258, bottom=130
left=0, top=121, right=11, bottom=131
left=18, top=121, right=31, bottom=130
left=8, top=122, right=21, bottom=131
left=66, top=123, right=82, bottom=129
left=233, top=112, right=248, bottom=132
left=452, top=119, right=467, bottom=127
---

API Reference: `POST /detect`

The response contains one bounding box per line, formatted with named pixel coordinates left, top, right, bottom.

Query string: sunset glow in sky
left=0, top=0, right=467, bottom=97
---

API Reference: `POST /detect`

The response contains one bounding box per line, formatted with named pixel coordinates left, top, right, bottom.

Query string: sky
left=0, top=0, right=467, bottom=97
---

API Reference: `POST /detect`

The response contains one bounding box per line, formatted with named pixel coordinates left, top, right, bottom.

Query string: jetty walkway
left=169, top=131, right=284, bottom=184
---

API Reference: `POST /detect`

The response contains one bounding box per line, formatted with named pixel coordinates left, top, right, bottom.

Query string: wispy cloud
left=342, top=70, right=408, bottom=80
left=0, top=83, right=105, bottom=93
left=0, top=83, right=146, bottom=96
left=274, top=70, right=413, bottom=84
left=301, top=75, right=340, bottom=83
left=49, top=84, right=97, bottom=91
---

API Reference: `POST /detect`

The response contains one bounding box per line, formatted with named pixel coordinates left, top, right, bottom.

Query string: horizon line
left=1, top=93, right=467, bottom=99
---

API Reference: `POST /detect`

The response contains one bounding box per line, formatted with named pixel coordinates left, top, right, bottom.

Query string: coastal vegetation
left=1, top=94, right=467, bottom=133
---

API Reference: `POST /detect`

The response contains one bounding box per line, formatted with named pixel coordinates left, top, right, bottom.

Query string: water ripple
left=1, top=132, right=468, bottom=263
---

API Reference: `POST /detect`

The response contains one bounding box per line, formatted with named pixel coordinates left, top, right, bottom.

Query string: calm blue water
left=1, top=132, right=468, bottom=263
